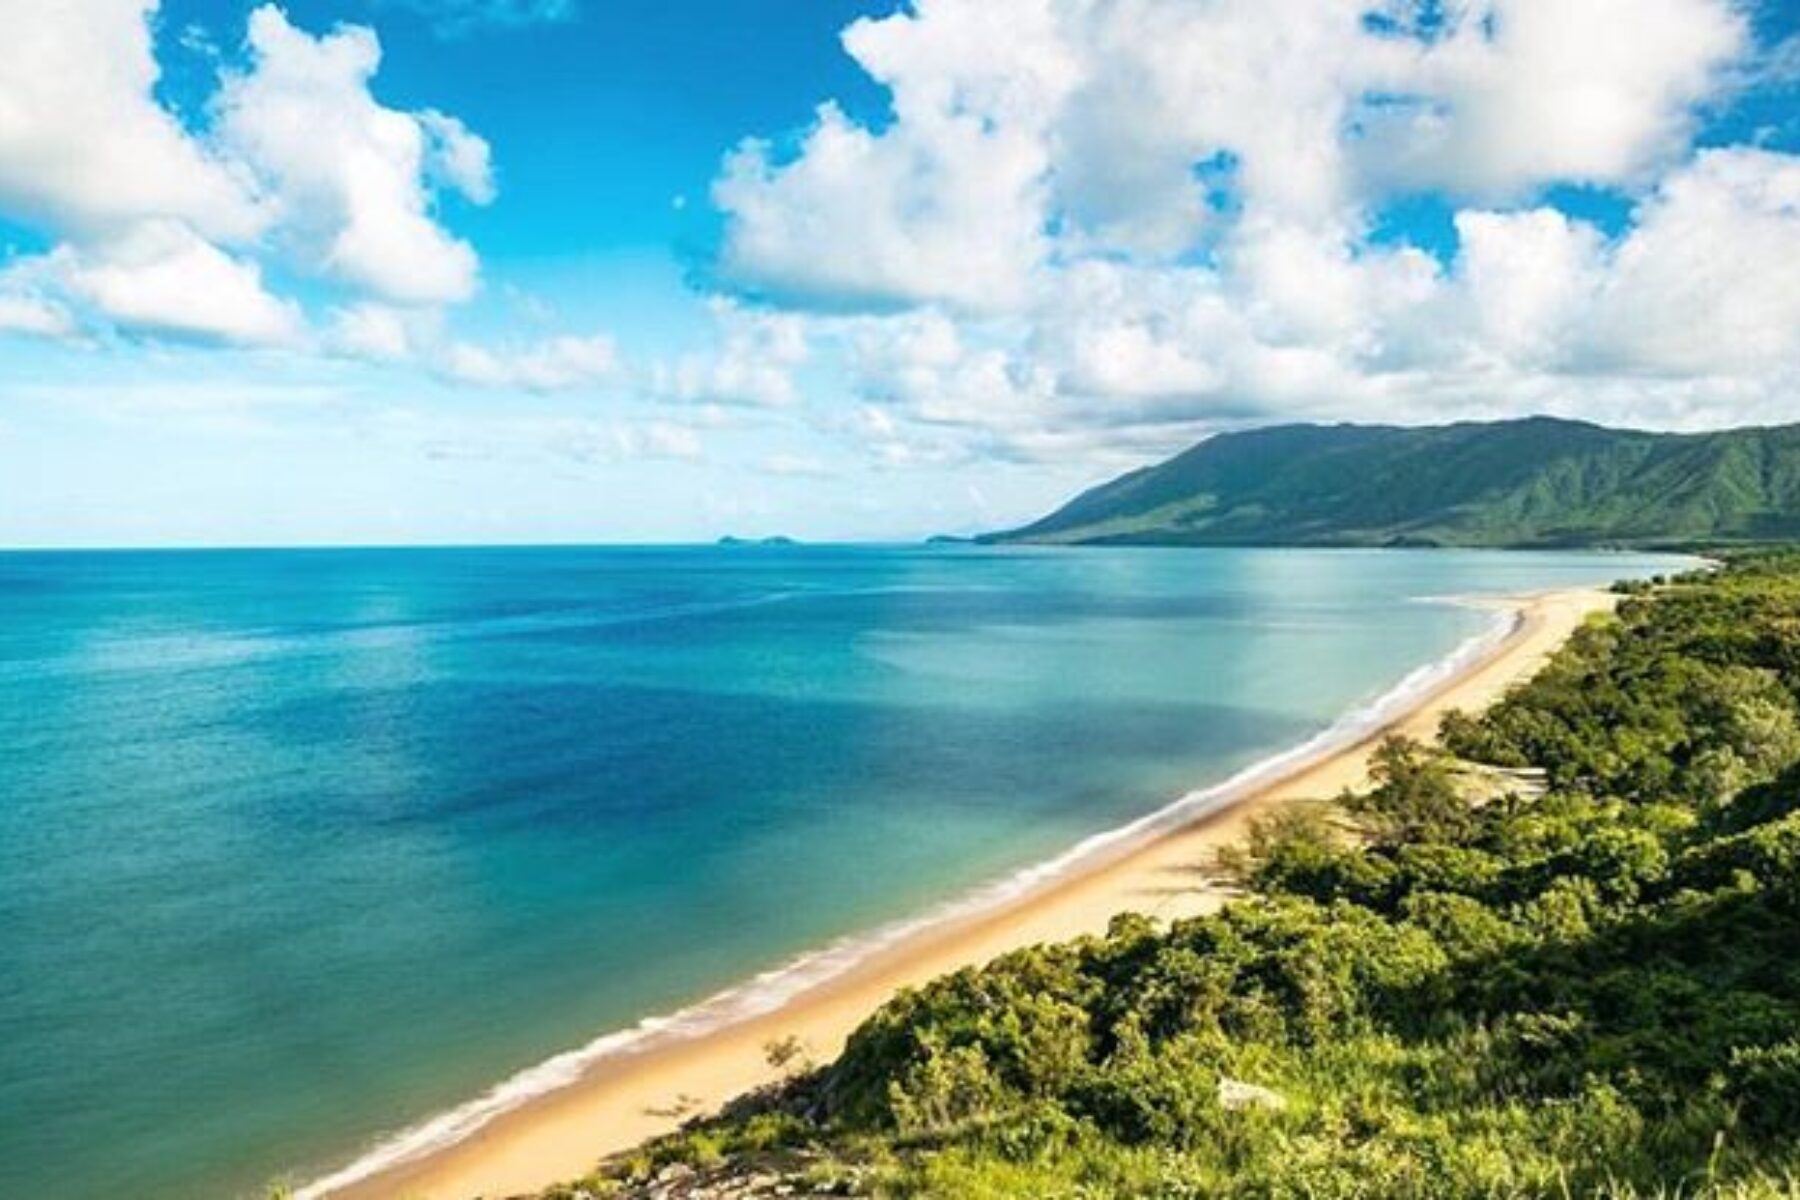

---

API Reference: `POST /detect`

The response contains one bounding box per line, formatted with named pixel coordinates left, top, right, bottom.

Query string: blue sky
left=1, top=0, right=1798, bottom=546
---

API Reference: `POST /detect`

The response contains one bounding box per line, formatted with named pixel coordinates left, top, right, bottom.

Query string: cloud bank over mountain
left=712, top=0, right=1800, bottom=462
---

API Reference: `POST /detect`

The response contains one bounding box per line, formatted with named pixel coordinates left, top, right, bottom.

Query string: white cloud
left=812, top=135, right=1800, bottom=465
left=715, top=0, right=1747, bottom=310
left=1584, top=148, right=1800, bottom=374
left=215, top=5, right=493, bottom=305
left=713, top=0, right=1084, bottom=312
left=1228, top=218, right=1372, bottom=348
left=0, top=0, right=267, bottom=242
left=0, top=287, right=76, bottom=339
left=1361, top=0, right=1746, bottom=199
left=0, top=2, right=505, bottom=353
left=328, top=301, right=434, bottom=362
left=52, top=220, right=302, bottom=346
left=706, top=1, right=1389, bottom=307
left=510, top=335, right=620, bottom=390
left=1452, top=208, right=1603, bottom=367
left=845, top=308, right=1060, bottom=442
left=705, top=0, right=1789, bottom=470
left=1057, top=0, right=1398, bottom=242
left=653, top=301, right=811, bottom=407
left=0, top=0, right=1789, bottom=483
left=322, top=299, right=622, bottom=393
left=714, top=102, right=1053, bottom=313
left=443, top=332, right=619, bottom=390
left=1415, top=150, right=1800, bottom=381
left=419, top=110, right=497, bottom=205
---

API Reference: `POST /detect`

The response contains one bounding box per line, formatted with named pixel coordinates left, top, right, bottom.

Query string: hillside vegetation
left=986, top=418, right=1800, bottom=548
left=547, top=552, right=1800, bottom=1199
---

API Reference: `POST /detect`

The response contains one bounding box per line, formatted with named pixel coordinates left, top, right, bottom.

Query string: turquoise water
left=0, top=545, right=1686, bottom=1199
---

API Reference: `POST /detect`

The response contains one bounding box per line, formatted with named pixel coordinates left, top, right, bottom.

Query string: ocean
left=0, top=545, right=1687, bottom=1199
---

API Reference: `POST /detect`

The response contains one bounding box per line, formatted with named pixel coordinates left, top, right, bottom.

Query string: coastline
left=313, top=586, right=1615, bottom=1200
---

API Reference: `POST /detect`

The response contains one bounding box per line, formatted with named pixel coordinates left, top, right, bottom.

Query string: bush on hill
left=558, top=551, right=1800, bottom=1199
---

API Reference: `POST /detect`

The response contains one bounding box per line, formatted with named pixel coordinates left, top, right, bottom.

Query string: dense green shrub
left=572, top=551, right=1800, bottom=1198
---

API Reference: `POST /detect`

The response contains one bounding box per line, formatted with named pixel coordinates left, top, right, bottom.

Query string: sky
left=1, top=0, right=1799, bottom=547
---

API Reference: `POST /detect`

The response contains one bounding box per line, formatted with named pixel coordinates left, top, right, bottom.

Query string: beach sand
left=325, top=586, right=1614, bottom=1200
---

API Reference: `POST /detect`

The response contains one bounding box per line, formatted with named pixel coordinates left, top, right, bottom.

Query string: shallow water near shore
left=0, top=545, right=1686, bottom=1199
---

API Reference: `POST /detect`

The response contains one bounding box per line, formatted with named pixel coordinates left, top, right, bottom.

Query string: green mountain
left=986, top=416, right=1800, bottom=548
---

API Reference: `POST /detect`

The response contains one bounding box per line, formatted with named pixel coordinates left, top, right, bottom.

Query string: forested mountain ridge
left=985, top=418, right=1800, bottom=548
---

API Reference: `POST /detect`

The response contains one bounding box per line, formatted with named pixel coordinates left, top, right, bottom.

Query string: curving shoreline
left=312, top=586, right=1615, bottom=1200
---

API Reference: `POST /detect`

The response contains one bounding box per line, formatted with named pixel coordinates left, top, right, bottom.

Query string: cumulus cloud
left=0, top=0, right=267, bottom=242
left=0, top=291, right=76, bottom=340
left=817, top=142, right=1800, bottom=462
left=717, top=0, right=1745, bottom=303
left=442, top=333, right=620, bottom=391
left=327, top=301, right=436, bottom=362
left=1406, top=149, right=1800, bottom=382
left=1584, top=148, right=1800, bottom=375
left=0, top=1, right=514, bottom=354
left=844, top=308, right=1060, bottom=447
left=715, top=2, right=1522, bottom=307
left=0, top=0, right=287, bottom=345
left=708, top=0, right=1789, bottom=467
left=419, top=111, right=497, bottom=205
left=1054, top=0, right=1397, bottom=240
left=0, top=0, right=1790, bottom=474
left=215, top=6, right=493, bottom=305
left=320, top=297, right=623, bottom=394
left=52, top=220, right=303, bottom=346
left=714, top=102, right=1053, bottom=313
left=1450, top=209, right=1604, bottom=368
left=652, top=301, right=811, bottom=407
left=1360, top=0, right=1746, bottom=199
left=713, top=0, right=1081, bottom=312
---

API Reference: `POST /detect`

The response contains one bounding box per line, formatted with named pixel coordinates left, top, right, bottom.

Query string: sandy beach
left=323, top=586, right=1614, bottom=1200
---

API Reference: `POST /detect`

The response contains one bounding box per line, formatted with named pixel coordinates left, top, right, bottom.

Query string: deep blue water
left=0, top=545, right=1687, bottom=1199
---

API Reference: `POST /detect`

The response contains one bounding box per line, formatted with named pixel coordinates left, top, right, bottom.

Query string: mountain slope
left=986, top=417, right=1800, bottom=548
